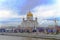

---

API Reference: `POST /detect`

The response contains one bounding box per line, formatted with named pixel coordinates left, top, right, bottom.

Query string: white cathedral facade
left=20, top=11, right=39, bottom=28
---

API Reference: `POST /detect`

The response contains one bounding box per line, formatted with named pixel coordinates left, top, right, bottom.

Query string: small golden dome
left=27, top=11, right=33, bottom=16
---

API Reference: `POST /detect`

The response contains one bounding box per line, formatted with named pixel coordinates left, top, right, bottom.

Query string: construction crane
left=43, top=18, right=60, bottom=27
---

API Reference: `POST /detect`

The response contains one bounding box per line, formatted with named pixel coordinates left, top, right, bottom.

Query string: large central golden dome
left=27, top=11, right=33, bottom=17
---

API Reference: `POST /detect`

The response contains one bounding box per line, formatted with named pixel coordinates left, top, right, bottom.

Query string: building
left=20, top=11, right=39, bottom=28
left=56, top=26, right=60, bottom=32
left=20, top=11, right=39, bottom=32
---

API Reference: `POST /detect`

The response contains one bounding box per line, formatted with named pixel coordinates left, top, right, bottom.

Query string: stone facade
left=20, top=11, right=39, bottom=28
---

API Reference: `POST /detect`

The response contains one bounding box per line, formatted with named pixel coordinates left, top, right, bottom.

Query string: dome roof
left=27, top=11, right=33, bottom=17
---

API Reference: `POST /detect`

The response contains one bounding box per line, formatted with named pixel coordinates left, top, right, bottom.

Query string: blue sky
left=0, top=0, right=55, bottom=14
left=0, top=0, right=60, bottom=26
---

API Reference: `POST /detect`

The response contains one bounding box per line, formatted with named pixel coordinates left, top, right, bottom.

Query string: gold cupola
left=27, top=11, right=33, bottom=17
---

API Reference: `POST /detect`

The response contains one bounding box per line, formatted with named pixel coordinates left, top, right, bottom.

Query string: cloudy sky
left=0, top=0, right=60, bottom=27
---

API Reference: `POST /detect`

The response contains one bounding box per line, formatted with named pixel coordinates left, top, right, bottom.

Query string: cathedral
left=20, top=11, right=39, bottom=28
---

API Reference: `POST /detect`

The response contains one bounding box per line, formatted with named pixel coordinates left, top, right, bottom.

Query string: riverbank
left=0, top=35, right=56, bottom=40
left=0, top=33, right=60, bottom=39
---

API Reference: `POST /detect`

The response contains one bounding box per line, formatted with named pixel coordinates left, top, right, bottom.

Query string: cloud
left=19, top=0, right=55, bottom=15
left=0, top=10, right=26, bottom=21
left=31, top=1, right=60, bottom=27
left=32, top=4, right=60, bottom=18
left=0, top=0, right=56, bottom=20
left=0, top=0, right=59, bottom=27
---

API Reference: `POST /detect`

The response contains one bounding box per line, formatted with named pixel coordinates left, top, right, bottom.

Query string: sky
left=0, top=0, right=60, bottom=27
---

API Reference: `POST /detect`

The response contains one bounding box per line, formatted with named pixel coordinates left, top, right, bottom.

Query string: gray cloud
left=19, top=0, right=55, bottom=15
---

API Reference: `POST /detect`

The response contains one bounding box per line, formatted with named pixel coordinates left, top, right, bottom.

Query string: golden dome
left=27, top=11, right=33, bottom=17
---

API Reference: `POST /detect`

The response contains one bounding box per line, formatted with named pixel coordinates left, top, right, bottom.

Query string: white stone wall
left=20, top=20, right=39, bottom=27
left=27, top=16, right=33, bottom=20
